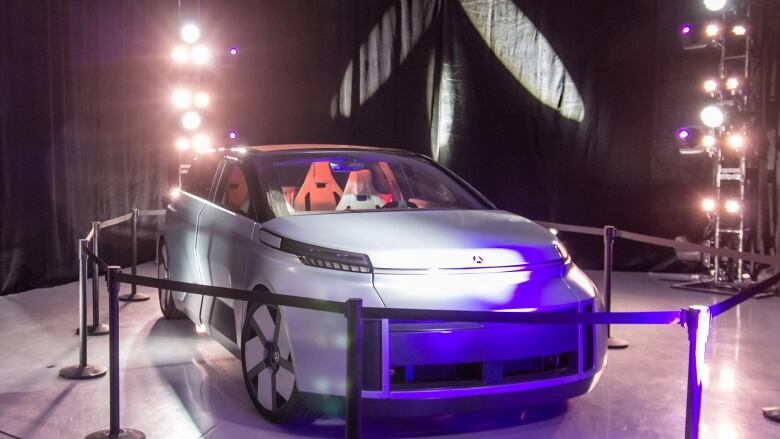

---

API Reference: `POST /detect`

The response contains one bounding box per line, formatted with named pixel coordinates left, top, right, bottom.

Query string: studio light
left=676, top=126, right=711, bottom=155
left=181, top=111, right=202, bottom=130
left=175, top=137, right=190, bottom=151
left=191, top=45, right=210, bottom=65
left=172, top=88, right=192, bottom=109
left=228, top=130, right=238, bottom=140
left=229, top=47, right=238, bottom=55
left=193, top=91, right=210, bottom=108
left=726, top=133, right=745, bottom=151
left=700, top=105, right=725, bottom=128
left=702, top=134, right=716, bottom=149
left=725, top=77, right=740, bottom=92
left=192, top=133, right=212, bottom=153
left=171, top=45, right=189, bottom=64
left=169, top=187, right=181, bottom=200
left=732, top=24, right=747, bottom=36
left=724, top=199, right=741, bottom=214
left=181, top=24, right=200, bottom=44
left=703, top=79, right=718, bottom=94
left=704, top=23, right=720, bottom=38
left=702, top=198, right=716, bottom=213
left=703, top=0, right=727, bottom=12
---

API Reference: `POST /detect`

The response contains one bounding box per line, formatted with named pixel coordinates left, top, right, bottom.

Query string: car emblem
left=473, top=255, right=484, bottom=264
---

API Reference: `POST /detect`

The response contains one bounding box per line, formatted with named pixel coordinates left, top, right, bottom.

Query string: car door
left=166, top=154, right=222, bottom=322
left=196, top=158, right=258, bottom=349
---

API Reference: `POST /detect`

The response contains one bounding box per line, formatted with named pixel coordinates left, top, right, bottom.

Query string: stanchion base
left=607, top=337, right=630, bottom=349
left=763, top=406, right=780, bottom=423
left=85, top=428, right=145, bottom=439
left=59, top=364, right=107, bottom=380
left=118, top=293, right=150, bottom=302
left=75, top=324, right=111, bottom=336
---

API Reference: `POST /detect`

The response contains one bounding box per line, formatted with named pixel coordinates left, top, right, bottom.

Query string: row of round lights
left=701, top=197, right=741, bottom=214
left=172, top=24, right=213, bottom=154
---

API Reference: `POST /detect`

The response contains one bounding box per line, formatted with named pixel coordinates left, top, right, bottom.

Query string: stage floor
left=1, top=263, right=779, bottom=438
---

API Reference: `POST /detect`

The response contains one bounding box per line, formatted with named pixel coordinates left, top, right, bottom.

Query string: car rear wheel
left=241, top=302, right=318, bottom=423
left=157, top=242, right=185, bottom=319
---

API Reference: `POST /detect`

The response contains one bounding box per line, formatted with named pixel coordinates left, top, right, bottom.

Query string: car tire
left=241, top=301, right=319, bottom=423
left=157, top=242, right=186, bottom=319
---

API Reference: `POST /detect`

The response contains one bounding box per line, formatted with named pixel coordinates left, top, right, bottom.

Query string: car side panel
left=197, top=203, right=256, bottom=354
left=243, top=239, right=385, bottom=397
left=163, top=192, right=206, bottom=315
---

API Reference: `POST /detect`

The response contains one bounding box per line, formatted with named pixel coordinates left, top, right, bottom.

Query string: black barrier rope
left=709, top=271, right=780, bottom=317
left=70, top=225, right=780, bottom=439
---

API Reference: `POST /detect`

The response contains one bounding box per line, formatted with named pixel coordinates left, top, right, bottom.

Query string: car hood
left=261, top=209, right=561, bottom=270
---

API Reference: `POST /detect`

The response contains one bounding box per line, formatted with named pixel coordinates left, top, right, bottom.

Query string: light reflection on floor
left=0, top=263, right=778, bottom=438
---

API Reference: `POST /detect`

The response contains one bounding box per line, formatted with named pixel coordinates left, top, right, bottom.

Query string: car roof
left=247, top=144, right=408, bottom=154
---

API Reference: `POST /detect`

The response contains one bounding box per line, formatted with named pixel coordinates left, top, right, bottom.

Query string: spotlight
left=680, top=24, right=693, bottom=35
left=180, top=24, right=200, bottom=44
left=181, top=111, right=202, bottom=130
left=172, top=88, right=192, bottom=109
left=191, top=45, right=210, bottom=65
left=228, top=130, right=238, bottom=140
left=193, top=91, right=210, bottom=108
left=175, top=137, right=190, bottom=151
left=703, top=79, right=719, bottom=94
left=725, top=77, right=740, bottom=91
left=704, top=23, right=720, bottom=38
left=170, top=187, right=181, bottom=200
left=700, top=105, right=724, bottom=128
left=703, top=0, right=727, bottom=12
left=702, top=134, right=717, bottom=150
left=171, top=45, right=189, bottom=64
left=726, top=133, right=745, bottom=151
left=192, top=133, right=212, bottom=153
left=229, top=47, right=238, bottom=55
left=724, top=199, right=740, bottom=214
left=702, top=198, right=716, bottom=213
left=676, top=126, right=710, bottom=155
left=732, top=24, right=747, bottom=36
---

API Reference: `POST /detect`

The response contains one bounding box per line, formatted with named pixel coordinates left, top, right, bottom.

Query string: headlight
left=553, top=239, right=570, bottom=263
left=260, top=231, right=372, bottom=273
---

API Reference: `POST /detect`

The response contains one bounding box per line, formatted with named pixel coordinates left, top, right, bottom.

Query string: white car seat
left=336, top=170, right=384, bottom=210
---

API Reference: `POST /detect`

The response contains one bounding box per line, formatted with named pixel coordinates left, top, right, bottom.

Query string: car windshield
left=254, top=150, right=488, bottom=217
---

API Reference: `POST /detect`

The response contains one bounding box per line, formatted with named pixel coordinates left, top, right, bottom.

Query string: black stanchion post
left=684, top=306, right=704, bottom=439
left=60, top=240, right=107, bottom=380
left=85, top=267, right=145, bottom=439
left=87, top=221, right=109, bottom=335
left=120, top=209, right=149, bottom=302
left=604, top=225, right=629, bottom=349
left=345, top=298, right=363, bottom=439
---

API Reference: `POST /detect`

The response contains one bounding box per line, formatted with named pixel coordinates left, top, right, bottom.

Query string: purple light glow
left=678, top=129, right=690, bottom=140
left=680, top=24, right=692, bottom=35
left=229, top=47, right=238, bottom=55
left=229, top=130, right=238, bottom=140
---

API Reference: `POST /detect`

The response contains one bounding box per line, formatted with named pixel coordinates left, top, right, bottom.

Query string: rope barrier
left=139, top=209, right=166, bottom=217
left=99, top=212, right=134, bottom=229
left=535, top=220, right=780, bottom=267
left=709, top=271, right=780, bottom=317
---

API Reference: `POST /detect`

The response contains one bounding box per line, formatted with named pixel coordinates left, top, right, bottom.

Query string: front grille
left=388, top=352, right=577, bottom=391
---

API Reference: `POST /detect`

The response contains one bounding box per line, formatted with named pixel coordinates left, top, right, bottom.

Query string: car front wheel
left=241, top=302, right=318, bottom=423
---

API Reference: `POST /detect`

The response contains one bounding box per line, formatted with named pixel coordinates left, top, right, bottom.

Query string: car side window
left=216, top=162, right=253, bottom=217
left=182, top=155, right=220, bottom=199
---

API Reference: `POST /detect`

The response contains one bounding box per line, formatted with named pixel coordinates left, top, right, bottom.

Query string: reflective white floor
left=1, top=263, right=779, bottom=438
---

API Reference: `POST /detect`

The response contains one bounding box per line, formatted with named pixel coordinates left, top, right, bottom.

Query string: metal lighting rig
left=674, top=0, right=770, bottom=295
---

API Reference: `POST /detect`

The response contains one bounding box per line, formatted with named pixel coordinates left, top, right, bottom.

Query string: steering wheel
left=382, top=200, right=419, bottom=209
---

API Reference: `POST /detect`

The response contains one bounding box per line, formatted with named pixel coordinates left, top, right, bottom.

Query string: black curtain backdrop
left=2, top=0, right=779, bottom=294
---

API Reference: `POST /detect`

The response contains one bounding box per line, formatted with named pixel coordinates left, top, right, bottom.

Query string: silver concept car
left=157, top=144, right=606, bottom=422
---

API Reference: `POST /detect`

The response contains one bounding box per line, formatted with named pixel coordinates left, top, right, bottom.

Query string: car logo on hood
left=473, top=255, right=484, bottom=264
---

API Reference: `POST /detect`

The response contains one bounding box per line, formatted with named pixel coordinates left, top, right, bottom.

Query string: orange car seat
left=336, top=170, right=384, bottom=210
left=293, top=161, right=343, bottom=211
left=224, top=166, right=250, bottom=214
